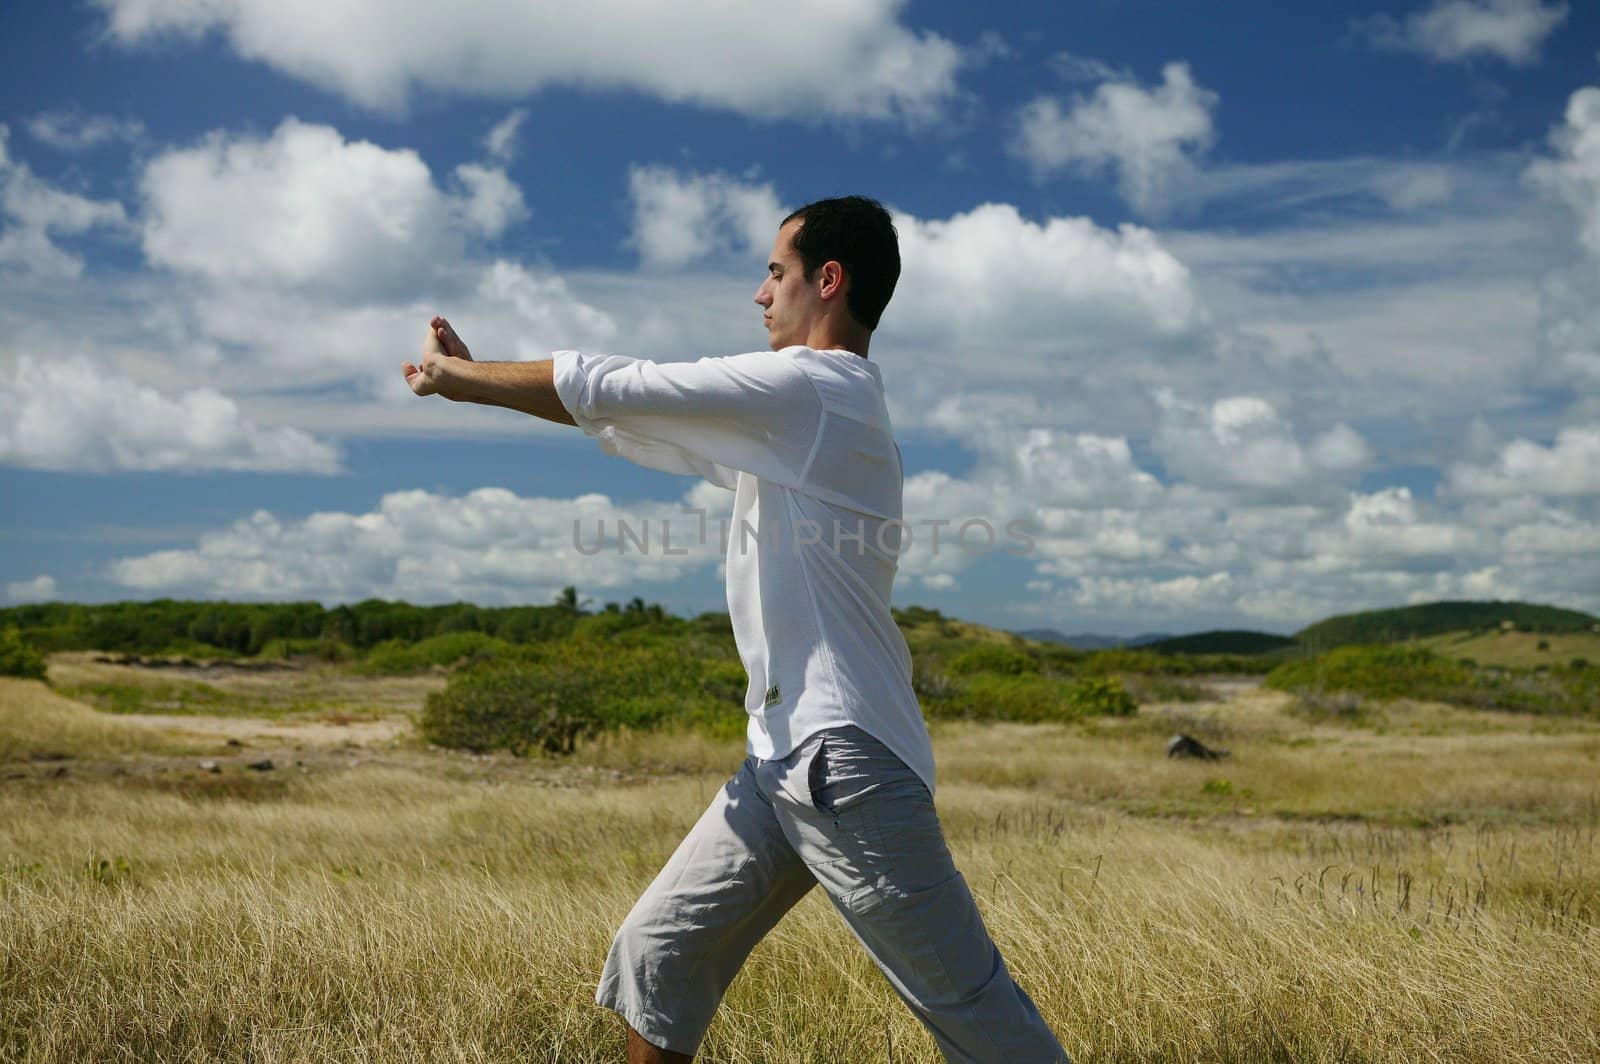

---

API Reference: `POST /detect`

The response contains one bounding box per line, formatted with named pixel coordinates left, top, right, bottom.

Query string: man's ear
left=818, top=260, right=846, bottom=301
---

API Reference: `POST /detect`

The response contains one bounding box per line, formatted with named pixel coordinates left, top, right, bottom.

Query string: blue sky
left=3, top=0, right=1598, bottom=635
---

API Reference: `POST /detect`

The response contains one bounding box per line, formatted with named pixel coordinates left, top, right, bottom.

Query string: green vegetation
left=418, top=638, right=750, bottom=753
left=359, top=631, right=511, bottom=674
left=916, top=672, right=1137, bottom=723
left=1266, top=645, right=1600, bottom=717
left=1143, top=629, right=1299, bottom=656
left=60, top=680, right=234, bottom=716
left=946, top=643, right=1041, bottom=676
left=1075, top=647, right=1273, bottom=676
left=0, top=596, right=589, bottom=657
left=0, top=629, right=47, bottom=681
left=25, top=595, right=1600, bottom=755
left=414, top=607, right=1158, bottom=753
left=1297, top=600, right=1598, bottom=650
left=1417, top=629, right=1600, bottom=669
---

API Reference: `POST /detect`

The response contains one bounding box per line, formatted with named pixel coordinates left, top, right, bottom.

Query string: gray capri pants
left=596, top=724, right=1069, bottom=1061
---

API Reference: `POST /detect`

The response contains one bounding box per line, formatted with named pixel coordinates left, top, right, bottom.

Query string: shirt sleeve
left=552, top=349, right=822, bottom=490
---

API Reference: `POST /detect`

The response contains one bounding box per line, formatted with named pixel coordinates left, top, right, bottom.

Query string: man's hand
left=397, top=316, right=576, bottom=425
left=403, top=316, right=474, bottom=398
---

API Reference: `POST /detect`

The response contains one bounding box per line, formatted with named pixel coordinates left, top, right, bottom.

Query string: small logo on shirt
left=763, top=684, right=782, bottom=708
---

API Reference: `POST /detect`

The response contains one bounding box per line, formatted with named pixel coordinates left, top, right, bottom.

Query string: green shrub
left=417, top=639, right=747, bottom=753
left=257, top=637, right=354, bottom=662
left=1267, top=645, right=1599, bottom=716
left=952, top=673, right=1072, bottom=722
left=1266, top=645, right=1472, bottom=701
left=924, top=673, right=1136, bottom=723
left=946, top=644, right=1039, bottom=676
left=1065, top=676, right=1138, bottom=717
left=1080, top=648, right=1171, bottom=676
left=360, top=632, right=510, bottom=674
left=0, top=628, right=48, bottom=681
left=418, top=659, right=602, bottom=754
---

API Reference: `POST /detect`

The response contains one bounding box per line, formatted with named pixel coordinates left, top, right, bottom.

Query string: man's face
left=754, top=218, right=819, bottom=350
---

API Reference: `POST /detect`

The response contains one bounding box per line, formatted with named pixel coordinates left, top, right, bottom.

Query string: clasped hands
left=403, top=316, right=473, bottom=398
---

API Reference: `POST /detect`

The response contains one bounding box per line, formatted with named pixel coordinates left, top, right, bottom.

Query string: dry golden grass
left=2, top=679, right=1597, bottom=1062
left=0, top=677, right=198, bottom=762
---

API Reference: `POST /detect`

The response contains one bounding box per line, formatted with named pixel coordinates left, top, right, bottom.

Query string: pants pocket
left=808, top=725, right=918, bottom=816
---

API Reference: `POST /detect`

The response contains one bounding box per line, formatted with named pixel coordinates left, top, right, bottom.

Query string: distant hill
left=1297, top=601, right=1599, bottom=650
left=1013, top=629, right=1173, bottom=650
left=1143, top=630, right=1298, bottom=656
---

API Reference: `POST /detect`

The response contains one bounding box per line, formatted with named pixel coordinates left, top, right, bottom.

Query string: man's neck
left=802, top=320, right=871, bottom=358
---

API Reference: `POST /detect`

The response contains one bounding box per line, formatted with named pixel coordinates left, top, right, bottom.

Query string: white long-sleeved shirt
left=552, top=345, right=936, bottom=795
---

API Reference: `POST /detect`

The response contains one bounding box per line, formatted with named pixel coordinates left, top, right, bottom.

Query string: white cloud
left=1048, top=52, right=1129, bottom=85
left=1165, top=204, right=1551, bottom=408
left=154, top=256, right=618, bottom=395
left=1071, top=572, right=1235, bottom=614
left=1357, top=0, right=1569, bottom=66
left=888, top=203, right=1204, bottom=351
left=451, top=163, right=530, bottom=238
left=483, top=109, right=528, bottom=163
left=0, top=126, right=131, bottom=279
left=26, top=110, right=145, bottom=152
left=1449, top=425, right=1600, bottom=496
left=106, top=484, right=727, bottom=602
left=92, top=0, right=964, bottom=123
left=1523, top=88, right=1600, bottom=399
left=5, top=575, right=59, bottom=603
left=1010, top=62, right=1218, bottom=215
left=140, top=118, right=524, bottom=298
left=0, top=117, right=616, bottom=436
left=880, top=387, right=1583, bottom=626
left=0, top=357, right=341, bottom=473
left=1151, top=391, right=1371, bottom=494
left=1315, top=487, right=1478, bottom=565
left=1310, top=423, right=1375, bottom=472
left=628, top=166, right=785, bottom=269
left=1528, top=87, right=1600, bottom=258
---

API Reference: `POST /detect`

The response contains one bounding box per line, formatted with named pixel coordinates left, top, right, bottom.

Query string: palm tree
left=554, top=586, right=593, bottom=615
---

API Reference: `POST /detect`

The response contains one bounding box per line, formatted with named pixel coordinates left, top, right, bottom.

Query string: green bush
left=360, top=632, right=510, bottom=674
left=257, top=637, right=354, bottom=662
left=0, top=628, right=48, bottom=681
left=1065, top=676, right=1138, bottom=717
left=418, top=659, right=602, bottom=754
left=951, top=674, right=1071, bottom=722
left=417, top=639, right=747, bottom=754
left=1266, top=645, right=1472, bottom=701
left=924, top=673, right=1136, bottom=724
left=1266, top=644, right=1599, bottom=716
left=946, top=644, right=1039, bottom=676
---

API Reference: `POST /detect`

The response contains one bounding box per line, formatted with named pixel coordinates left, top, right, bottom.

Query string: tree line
left=0, top=590, right=683, bottom=657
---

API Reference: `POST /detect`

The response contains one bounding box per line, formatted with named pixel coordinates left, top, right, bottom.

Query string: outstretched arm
left=403, top=316, right=578, bottom=427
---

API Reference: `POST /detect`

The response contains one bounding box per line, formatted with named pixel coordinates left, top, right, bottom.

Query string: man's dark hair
left=781, top=195, right=900, bottom=331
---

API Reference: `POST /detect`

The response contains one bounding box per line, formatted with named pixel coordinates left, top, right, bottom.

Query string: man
left=403, top=196, right=1068, bottom=1063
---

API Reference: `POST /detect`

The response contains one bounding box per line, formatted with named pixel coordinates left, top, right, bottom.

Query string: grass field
left=1417, top=629, right=1600, bottom=669
left=2, top=662, right=1598, bottom=1062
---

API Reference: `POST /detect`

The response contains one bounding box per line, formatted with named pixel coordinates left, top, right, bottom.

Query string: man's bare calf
left=627, top=1023, right=692, bottom=1063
